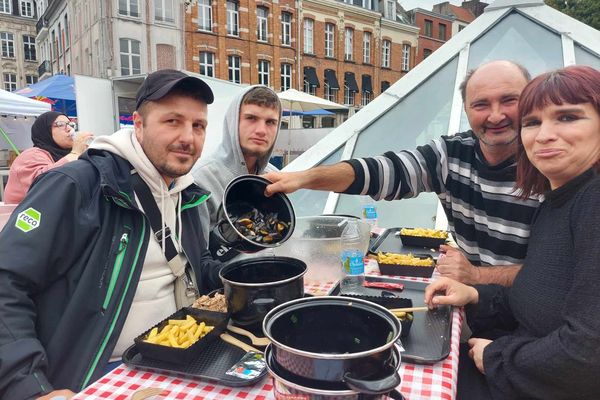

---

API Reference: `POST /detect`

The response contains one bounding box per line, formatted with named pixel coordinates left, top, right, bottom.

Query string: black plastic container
left=399, top=228, right=447, bottom=248
left=134, top=308, right=229, bottom=365
left=220, top=256, right=306, bottom=329
left=378, top=254, right=435, bottom=278
left=263, top=296, right=401, bottom=395
left=213, top=175, right=295, bottom=253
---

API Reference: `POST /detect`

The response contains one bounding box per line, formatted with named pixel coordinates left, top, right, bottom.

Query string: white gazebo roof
left=285, top=0, right=600, bottom=226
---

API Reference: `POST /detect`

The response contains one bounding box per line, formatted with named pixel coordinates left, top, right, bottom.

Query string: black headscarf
left=31, top=111, right=71, bottom=162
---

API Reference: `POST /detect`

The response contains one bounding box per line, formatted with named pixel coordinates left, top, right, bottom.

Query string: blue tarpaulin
left=15, top=74, right=77, bottom=117
left=283, top=109, right=334, bottom=116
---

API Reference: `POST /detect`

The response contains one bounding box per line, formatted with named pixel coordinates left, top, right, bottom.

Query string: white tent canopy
left=0, top=89, right=51, bottom=151
left=278, top=89, right=348, bottom=112
left=0, top=89, right=50, bottom=117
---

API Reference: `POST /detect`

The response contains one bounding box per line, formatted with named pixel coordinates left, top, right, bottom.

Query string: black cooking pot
left=213, top=175, right=295, bottom=253
left=263, top=296, right=402, bottom=395
left=220, top=256, right=306, bottom=328
left=265, top=343, right=405, bottom=400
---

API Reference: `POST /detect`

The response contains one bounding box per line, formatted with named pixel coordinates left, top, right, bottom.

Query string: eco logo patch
left=15, top=208, right=41, bottom=233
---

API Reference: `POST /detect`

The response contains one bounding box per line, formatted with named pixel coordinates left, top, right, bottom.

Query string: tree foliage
left=545, top=0, right=600, bottom=30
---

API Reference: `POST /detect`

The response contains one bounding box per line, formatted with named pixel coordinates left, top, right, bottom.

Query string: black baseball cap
left=135, top=69, right=214, bottom=110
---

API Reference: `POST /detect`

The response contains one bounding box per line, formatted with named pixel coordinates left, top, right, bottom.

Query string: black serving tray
left=122, top=336, right=268, bottom=387
left=330, top=276, right=452, bottom=364
left=370, top=228, right=442, bottom=259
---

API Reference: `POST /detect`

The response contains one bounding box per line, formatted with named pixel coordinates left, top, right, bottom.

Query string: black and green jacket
left=0, top=149, right=223, bottom=399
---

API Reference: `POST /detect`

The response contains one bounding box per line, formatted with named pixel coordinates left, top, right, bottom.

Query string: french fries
left=400, top=227, right=448, bottom=239
left=377, top=252, right=434, bottom=267
left=392, top=310, right=414, bottom=321
left=143, top=315, right=214, bottom=349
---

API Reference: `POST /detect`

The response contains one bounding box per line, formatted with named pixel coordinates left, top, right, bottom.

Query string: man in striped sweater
left=265, top=61, right=540, bottom=287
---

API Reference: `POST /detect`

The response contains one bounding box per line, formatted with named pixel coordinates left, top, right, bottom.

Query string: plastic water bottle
left=340, top=219, right=365, bottom=292
left=360, top=196, right=378, bottom=229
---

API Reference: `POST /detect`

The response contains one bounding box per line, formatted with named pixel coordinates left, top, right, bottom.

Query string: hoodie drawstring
left=177, top=191, right=183, bottom=252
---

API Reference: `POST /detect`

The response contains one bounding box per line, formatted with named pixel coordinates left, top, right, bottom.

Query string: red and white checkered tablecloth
left=74, top=273, right=463, bottom=400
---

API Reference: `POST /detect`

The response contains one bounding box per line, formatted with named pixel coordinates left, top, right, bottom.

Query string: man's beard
left=477, top=122, right=519, bottom=147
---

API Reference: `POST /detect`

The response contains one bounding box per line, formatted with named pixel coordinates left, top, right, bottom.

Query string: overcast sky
left=398, top=0, right=463, bottom=11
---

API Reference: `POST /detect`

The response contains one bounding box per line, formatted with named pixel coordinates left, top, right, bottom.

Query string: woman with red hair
left=425, top=65, right=600, bottom=399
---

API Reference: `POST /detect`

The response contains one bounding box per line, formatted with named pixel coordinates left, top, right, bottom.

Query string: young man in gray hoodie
left=192, top=85, right=282, bottom=261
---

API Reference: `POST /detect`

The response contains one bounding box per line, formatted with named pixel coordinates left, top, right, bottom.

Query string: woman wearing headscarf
left=4, top=111, right=94, bottom=204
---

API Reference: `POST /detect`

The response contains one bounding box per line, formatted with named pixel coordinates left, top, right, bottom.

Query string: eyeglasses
left=53, top=121, right=76, bottom=130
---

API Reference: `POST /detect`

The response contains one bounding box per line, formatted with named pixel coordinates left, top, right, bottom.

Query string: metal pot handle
left=212, top=222, right=236, bottom=247
left=252, top=297, right=276, bottom=314
left=343, top=367, right=401, bottom=395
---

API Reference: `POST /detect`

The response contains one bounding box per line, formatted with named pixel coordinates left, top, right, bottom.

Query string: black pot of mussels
left=213, top=175, right=295, bottom=253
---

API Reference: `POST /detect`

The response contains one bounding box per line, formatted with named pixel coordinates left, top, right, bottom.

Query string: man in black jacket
left=0, top=70, right=223, bottom=399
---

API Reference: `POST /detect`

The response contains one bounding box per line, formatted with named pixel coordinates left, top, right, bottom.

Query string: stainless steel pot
left=265, top=342, right=405, bottom=400
left=263, top=296, right=402, bottom=395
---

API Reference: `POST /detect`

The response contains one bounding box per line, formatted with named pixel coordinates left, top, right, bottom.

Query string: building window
left=154, top=0, right=174, bottom=22
left=20, top=0, right=33, bottom=17
left=64, top=14, right=70, bottom=48
left=325, top=23, right=335, bottom=58
left=281, top=63, right=291, bottom=91
left=25, top=74, right=37, bottom=85
left=324, top=83, right=337, bottom=102
left=385, top=0, right=395, bottom=20
left=344, top=28, right=353, bottom=61
left=344, top=85, right=354, bottom=106
left=0, top=0, right=10, bottom=14
left=257, top=7, right=268, bottom=42
left=51, top=30, right=56, bottom=60
left=198, top=0, right=212, bottom=31
left=58, top=22, right=63, bottom=55
left=382, top=40, right=391, bottom=68
left=402, top=44, right=410, bottom=71
left=23, top=35, right=36, bottom=61
left=303, top=19, right=313, bottom=54
left=424, top=20, right=433, bottom=37
left=361, top=91, right=371, bottom=106
left=228, top=55, right=241, bottom=83
left=3, top=73, right=16, bottom=91
left=362, top=31, right=371, bottom=64
left=439, top=23, right=446, bottom=40
left=119, top=38, right=141, bottom=76
left=362, top=0, right=373, bottom=9
left=423, top=48, right=432, bottom=58
left=458, top=24, right=465, bottom=32
left=199, top=52, right=214, bottom=77
left=226, top=1, right=239, bottom=36
left=0, top=32, right=14, bottom=58
left=303, top=81, right=315, bottom=96
left=281, top=12, right=291, bottom=46
left=258, top=60, right=270, bottom=86
left=119, top=0, right=139, bottom=17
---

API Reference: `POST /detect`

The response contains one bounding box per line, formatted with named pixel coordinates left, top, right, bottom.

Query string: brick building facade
left=408, top=8, right=453, bottom=64
left=184, top=0, right=419, bottom=109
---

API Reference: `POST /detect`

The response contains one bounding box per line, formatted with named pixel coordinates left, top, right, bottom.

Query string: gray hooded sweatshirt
left=192, top=85, right=282, bottom=246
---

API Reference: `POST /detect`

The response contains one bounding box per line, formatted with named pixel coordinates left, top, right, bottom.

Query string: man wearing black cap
left=0, top=70, right=223, bottom=399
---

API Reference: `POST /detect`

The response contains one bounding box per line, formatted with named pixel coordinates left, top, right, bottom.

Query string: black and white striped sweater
left=344, top=131, right=540, bottom=266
